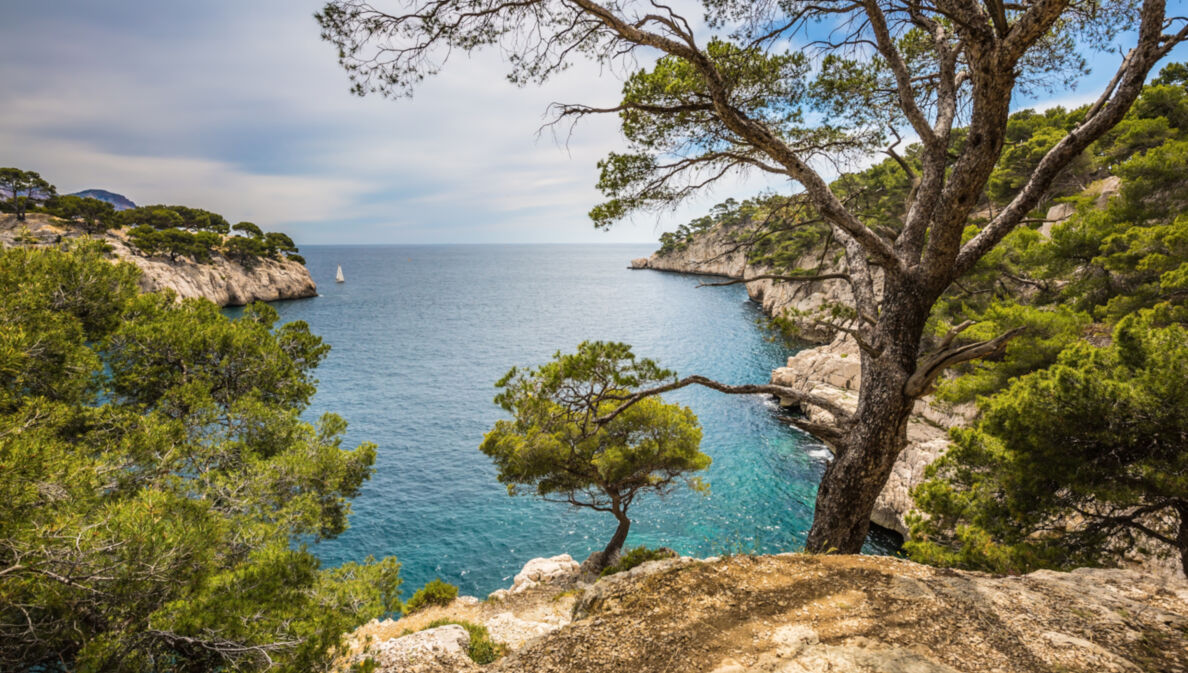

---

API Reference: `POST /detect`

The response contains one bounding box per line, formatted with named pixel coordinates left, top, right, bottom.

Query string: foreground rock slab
left=362, top=624, right=478, bottom=673
left=495, top=554, right=1187, bottom=673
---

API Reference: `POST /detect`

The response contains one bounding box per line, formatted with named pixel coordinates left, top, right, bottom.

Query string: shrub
left=599, top=546, right=677, bottom=577
left=404, top=578, right=458, bottom=614
left=422, top=619, right=507, bottom=665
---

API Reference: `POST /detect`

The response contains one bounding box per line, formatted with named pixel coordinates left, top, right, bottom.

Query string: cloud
left=5, top=1, right=1186, bottom=245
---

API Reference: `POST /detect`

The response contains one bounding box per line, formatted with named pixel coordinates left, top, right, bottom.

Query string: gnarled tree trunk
left=806, top=280, right=932, bottom=553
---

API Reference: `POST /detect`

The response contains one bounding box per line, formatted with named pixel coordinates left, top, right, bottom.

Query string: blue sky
left=1, top=1, right=1182, bottom=245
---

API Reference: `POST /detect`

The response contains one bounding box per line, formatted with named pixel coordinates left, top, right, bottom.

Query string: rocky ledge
left=0, top=214, right=317, bottom=307
left=341, top=552, right=1188, bottom=673
left=106, top=235, right=317, bottom=306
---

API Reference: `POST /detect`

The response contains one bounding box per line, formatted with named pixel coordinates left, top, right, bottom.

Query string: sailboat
left=335, top=265, right=345, bottom=283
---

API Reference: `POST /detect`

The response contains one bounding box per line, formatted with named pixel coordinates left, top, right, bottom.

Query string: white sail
left=335, top=265, right=345, bottom=283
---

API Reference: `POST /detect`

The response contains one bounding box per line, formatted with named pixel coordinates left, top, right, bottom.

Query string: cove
left=227, top=243, right=899, bottom=597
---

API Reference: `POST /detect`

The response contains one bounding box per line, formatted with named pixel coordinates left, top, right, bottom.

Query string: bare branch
left=904, top=327, right=1025, bottom=396
left=597, top=374, right=853, bottom=427
left=696, top=272, right=852, bottom=288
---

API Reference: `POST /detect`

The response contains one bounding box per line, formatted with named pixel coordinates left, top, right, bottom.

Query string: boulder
left=486, top=611, right=563, bottom=648
left=511, top=554, right=580, bottom=593
left=364, top=624, right=478, bottom=673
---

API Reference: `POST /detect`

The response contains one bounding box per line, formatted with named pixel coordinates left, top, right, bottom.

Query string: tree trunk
left=601, top=509, right=631, bottom=567
left=1176, top=500, right=1188, bottom=579
left=805, top=281, right=930, bottom=554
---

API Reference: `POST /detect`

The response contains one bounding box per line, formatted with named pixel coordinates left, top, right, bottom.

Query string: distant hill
left=69, top=189, right=136, bottom=211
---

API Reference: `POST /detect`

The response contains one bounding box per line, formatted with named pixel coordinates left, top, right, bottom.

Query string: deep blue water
left=232, top=244, right=896, bottom=597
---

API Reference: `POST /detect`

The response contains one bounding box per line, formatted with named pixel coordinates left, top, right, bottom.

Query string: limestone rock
left=364, top=624, right=478, bottom=673
left=0, top=214, right=317, bottom=307
left=486, top=611, right=563, bottom=649
left=629, top=257, right=650, bottom=269
left=107, top=236, right=317, bottom=306
left=640, top=225, right=853, bottom=344
left=501, top=554, right=1188, bottom=673
left=1040, top=176, right=1122, bottom=237
left=512, top=554, right=580, bottom=594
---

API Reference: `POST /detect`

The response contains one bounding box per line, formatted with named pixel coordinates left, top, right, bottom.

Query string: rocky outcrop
left=362, top=624, right=478, bottom=673
left=494, top=554, right=1188, bottom=673
left=106, top=236, right=317, bottom=306
left=636, top=226, right=852, bottom=343
left=342, top=554, right=585, bottom=672
left=0, top=214, right=317, bottom=307
left=1040, top=176, right=1122, bottom=236
left=341, top=551, right=1187, bottom=673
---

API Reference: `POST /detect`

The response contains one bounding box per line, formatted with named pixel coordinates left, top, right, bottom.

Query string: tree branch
left=695, top=272, right=852, bottom=288
left=597, top=374, right=853, bottom=427
left=904, top=326, right=1024, bottom=396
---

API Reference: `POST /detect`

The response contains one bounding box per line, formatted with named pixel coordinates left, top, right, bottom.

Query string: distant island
left=68, top=188, right=136, bottom=211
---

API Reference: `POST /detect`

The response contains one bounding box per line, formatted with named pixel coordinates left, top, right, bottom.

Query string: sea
left=228, top=244, right=900, bottom=597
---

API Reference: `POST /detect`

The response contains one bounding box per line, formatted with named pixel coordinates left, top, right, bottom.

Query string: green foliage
left=0, top=244, right=400, bottom=671
left=908, top=314, right=1188, bottom=574
left=480, top=342, right=708, bottom=558
left=115, top=202, right=302, bottom=267
left=598, top=546, right=676, bottom=577
left=420, top=619, right=507, bottom=664
left=934, top=302, right=1091, bottom=404
left=44, top=195, right=118, bottom=234
left=121, top=204, right=228, bottom=234
left=404, top=579, right=459, bottom=614
left=234, top=220, right=265, bottom=237
left=0, top=167, right=56, bottom=221
left=224, top=231, right=272, bottom=264
left=987, top=107, right=1092, bottom=204
left=127, top=225, right=219, bottom=262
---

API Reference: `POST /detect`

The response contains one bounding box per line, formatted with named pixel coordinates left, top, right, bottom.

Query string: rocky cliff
left=0, top=213, right=317, bottom=306
left=106, top=235, right=317, bottom=306
left=632, top=225, right=853, bottom=344
left=340, top=551, right=1188, bottom=673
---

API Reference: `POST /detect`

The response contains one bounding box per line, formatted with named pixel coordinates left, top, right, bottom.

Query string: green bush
left=599, top=546, right=677, bottom=577
left=421, top=619, right=507, bottom=665
left=404, top=578, right=458, bottom=614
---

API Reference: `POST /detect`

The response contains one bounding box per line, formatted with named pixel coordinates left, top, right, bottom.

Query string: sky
left=1, top=1, right=1183, bottom=245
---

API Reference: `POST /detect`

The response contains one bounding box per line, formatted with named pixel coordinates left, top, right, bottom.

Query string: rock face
left=106, top=237, right=317, bottom=306
left=341, top=552, right=1188, bottom=673
left=343, top=554, right=585, bottom=672
left=638, top=226, right=853, bottom=343
left=361, top=624, right=478, bottom=673
left=1041, top=176, right=1122, bottom=236
left=511, top=554, right=581, bottom=593
left=0, top=214, right=317, bottom=307
left=496, top=553, right=1188, bottom=673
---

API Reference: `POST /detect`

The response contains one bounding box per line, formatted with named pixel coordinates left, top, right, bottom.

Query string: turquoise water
left=238, top=244, right=897, bottom=597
